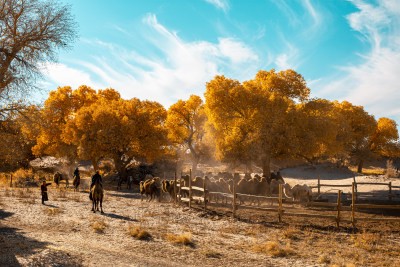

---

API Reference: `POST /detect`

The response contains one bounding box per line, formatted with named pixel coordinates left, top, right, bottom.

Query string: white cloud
left=204, top=0, right=230, bottom=12
left=218, top=38, right=259, bottom=63
left=319, top=0, right=400, bottom=123
left=42, top=62, right=101, bottom=89
left=44, top=14, right=259, bottom=107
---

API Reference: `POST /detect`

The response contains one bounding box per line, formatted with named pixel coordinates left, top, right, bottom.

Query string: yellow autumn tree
left=63, top=96, right=168, bottom=177
left=369, top=117, right=400, bottom=159
left=333, top=101, right=378, bottom=172
left=292, top=99, right=340, bottom=164
left=33, top=86, right=77, bottom=158
left=205, top=69, right=310, bottom=175
left=166, top=95, right=209, bottom=173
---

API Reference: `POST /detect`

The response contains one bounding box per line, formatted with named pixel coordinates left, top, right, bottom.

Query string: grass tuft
left=253, top=238, right=294, bottom=257
left=166, top=232, right=193, bottom=246
left=126, top=224, right=151, bottom=240
left=92, top=220, right=106, bottom=233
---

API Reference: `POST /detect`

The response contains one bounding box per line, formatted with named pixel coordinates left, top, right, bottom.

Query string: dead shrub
left=93, top=220, right=106, bottom=233
left=98, top=160, right=114, bottom=174
left=126, top=224, right=151, bottom=240
left=201, top=247, right=222, bottom=258
left=166, top=232, right=193, bottom=246
left=281, top=226, right=299, bottom=240
left=318, top=254, right=331, bottom=264
left=253, top=238, right=294, bottom=257
left=385, top=160, right=398, bottom=178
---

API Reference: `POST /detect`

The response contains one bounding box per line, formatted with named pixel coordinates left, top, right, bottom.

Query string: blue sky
left=40, top=0, right=400, bottom=126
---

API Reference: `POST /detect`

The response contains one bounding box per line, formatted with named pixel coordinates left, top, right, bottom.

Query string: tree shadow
left=106, top=191, right=141, bottom=200
left=102, top=212, right=138, bottom=222
left=41, top=203, right=59, bottom=208
left=0, top=209, right=48, bottom=266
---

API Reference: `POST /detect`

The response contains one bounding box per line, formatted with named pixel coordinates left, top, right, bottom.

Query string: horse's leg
left=100, top=197, right=103, bottom=213
left=92, top=199, right=95, bottom=212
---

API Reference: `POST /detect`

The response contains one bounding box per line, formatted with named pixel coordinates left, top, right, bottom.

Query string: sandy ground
left=1, top=166, right=400, bottom=266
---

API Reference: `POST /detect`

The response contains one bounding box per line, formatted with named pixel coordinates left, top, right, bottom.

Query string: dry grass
left=253, top=238, right=295, bottom=257
left=281, top=226, right=299, bottom=240
left=385, top=160, right=398, bottom=178
left=166, top=232, right=193, bottom=246
left=42, top=207, right=63, bottom=215
left=200, top=247, right=222, bottom=258
left=126, top=224, right=152, bottom=240
left=16, top=188, right=34, bottom=198
left=93, top=220, right=106, bottom=233
left=3, top=187, right=11, bottom=197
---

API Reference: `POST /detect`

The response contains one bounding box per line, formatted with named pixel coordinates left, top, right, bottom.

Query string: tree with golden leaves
left=62, top=95, right=168, bottom=178
left=333, top=101, right=378, bottom=173
left=166, top=95, right=209, bottom=173
left=292, top=99, right=341, bottom=165
left=205, top=69, right=310, bottom=175
left=32, top=85, right=99, bottom=159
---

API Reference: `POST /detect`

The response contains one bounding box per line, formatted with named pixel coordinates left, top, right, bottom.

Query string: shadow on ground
left=0, top=209, right=47, bottom=266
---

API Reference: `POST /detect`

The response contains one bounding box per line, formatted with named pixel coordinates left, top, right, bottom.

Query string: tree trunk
left=191, top=157, right=199, bottom=176
left=262, top=153, right=271, bottom=177
left=114, top=156, right=127, bottom=181
left=91, top=158, right=98, bottom=171
left=357, top=160, right=363, bottom=173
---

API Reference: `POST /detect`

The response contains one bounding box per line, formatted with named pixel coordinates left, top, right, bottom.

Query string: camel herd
left=138, top=172, right=313, bottom=205
left=51, top=170, right=312, bottom=213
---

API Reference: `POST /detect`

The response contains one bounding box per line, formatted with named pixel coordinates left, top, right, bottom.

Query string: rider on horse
left=89, top=171, right=102, bottom=200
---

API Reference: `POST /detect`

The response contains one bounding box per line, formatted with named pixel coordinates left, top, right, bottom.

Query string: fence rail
left=173, top=171, right=400, bottom=228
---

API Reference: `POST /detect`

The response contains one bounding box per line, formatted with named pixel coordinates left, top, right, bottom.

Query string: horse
left=91, top=179, right=104, bottom=213
left=72, top=173, right=80, bottom=192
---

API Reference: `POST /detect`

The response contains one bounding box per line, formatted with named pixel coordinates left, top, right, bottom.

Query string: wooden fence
left=174, top=171, right=400, bottom=228
left=311, top=175, right=400, bottom=201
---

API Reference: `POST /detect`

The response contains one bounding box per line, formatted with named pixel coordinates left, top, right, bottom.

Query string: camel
left=53, top=172, right=69, bottom=188
left=91, top=179, right=104, bottom=213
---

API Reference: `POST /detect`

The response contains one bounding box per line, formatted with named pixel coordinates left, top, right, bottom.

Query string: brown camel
left=91, top=179, right=104, bottom=213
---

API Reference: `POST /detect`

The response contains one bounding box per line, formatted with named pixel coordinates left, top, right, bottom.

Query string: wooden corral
left=174, top=170, right=400, bottom=228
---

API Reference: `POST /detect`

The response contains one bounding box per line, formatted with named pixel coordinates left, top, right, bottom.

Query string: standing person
left=41, top=180, right=52, bottom=205
left=89, top=171, right=102, bottom=200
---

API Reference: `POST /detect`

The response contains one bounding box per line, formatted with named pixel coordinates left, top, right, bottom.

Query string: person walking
left=41, top=180, right=52, bottom=205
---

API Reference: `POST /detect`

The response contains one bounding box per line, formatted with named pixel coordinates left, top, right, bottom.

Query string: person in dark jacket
left=41, top=180, right=52, bottom=205
left=89, top=171, right=102, bottom=200
left=73, top=167, right=80, bottom=178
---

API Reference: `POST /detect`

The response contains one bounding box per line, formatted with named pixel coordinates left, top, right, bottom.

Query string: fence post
left=336, top=190, right=341, bottom=228
left=278, top=184, right=283, bottom=223
left=189, top=169, right=192, bottom=209
left=179, top=175, right=182, bottom=204
left=317, top=175, right=320, bottom=195
left=389, top=182, right=392, bottom=201
left=353, top=175, right=358, bottom=199
left=174, top=172, right=177, bottom=205
left=232, top=180, right=237, bottom=218
left=352, top=182, right=356, bottom=228
left=203, top=176, right=207, bottom=211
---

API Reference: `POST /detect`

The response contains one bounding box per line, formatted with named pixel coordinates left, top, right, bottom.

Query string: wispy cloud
left=319, top=0, right=400, bottom=122
left=44, top=13, right=258, bottom=107
left=204, top=0, right=230, bottom=12
left=42, top=62, right=102, bottom=89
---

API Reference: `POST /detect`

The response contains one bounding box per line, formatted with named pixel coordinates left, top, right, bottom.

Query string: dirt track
left=1, top=177, right=400, bottom=267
